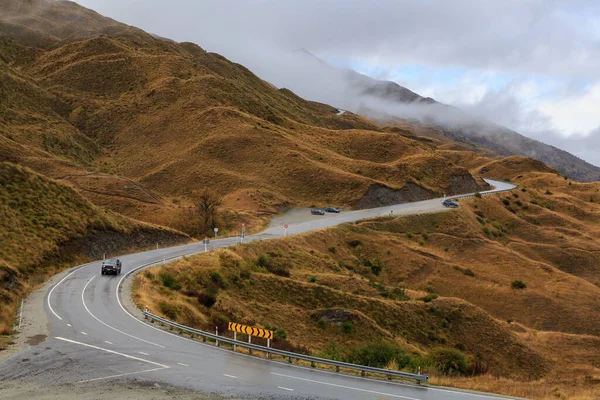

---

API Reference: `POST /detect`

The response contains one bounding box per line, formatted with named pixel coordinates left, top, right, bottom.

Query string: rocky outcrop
left=354, top=182, right=434, bottom=209
left=55, top=227, right=189, bottom=262
left=449, top=173, right=486, bottom=194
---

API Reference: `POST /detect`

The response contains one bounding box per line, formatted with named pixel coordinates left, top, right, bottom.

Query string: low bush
left=428, top=348, right=467, bottom=375
left=511, top=280, right=527, bottom=289
left=342, top=321, right=354, bottom=334
left=159, top=301, right=178, bottom=319
left=275, top=328, right=288, bottom=340
left=197, top=291, right=217, bottom=308
left=419, top=293, right=439, bottom=302
left=346, top=342, right=411, bottom=369
left=159, top=272, right=182, bottom=291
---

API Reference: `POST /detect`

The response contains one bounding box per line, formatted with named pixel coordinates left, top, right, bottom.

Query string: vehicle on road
left=324, top=207, right=341, bottom=213
left=101, top=258, right=122, bottom=275
left=311, top=208, right=325, bottom=215
left=442, top=199, right=459, bottom=208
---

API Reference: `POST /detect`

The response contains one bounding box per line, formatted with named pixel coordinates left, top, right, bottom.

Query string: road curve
left=1, top=179, right=516, bottom=400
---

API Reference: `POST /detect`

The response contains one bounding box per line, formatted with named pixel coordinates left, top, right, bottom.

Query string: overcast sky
left=77, top=0, right=600, bottom=166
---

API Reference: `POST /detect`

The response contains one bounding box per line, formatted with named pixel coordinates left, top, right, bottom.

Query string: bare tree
left=194, top=190, right=222, bottom=233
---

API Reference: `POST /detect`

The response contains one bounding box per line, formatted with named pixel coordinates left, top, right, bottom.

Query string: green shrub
left=256, top=254, right=271, bottom=268
left=316, top=319, right=327, bottom=330
left=502, top=198, right=510, bottom=206
left=476, top=216, right=484, bottom=225
left=328, top=246, right=336, bottom=254
left=428, top=348, right=467, bottom=375
left=546, top=189, right=553, bottom=195
left=511, top=280, right=527, bottom=289
left=406, top=232, right=413, bottom=239
left=158, top=301, right=178, bottom=320
left=159, top=273, right=182, bottom=291
left=309, top=275, right=317, bottom=283
left=209, top=271, right=228, bottom=289
left=521, top=188, right=527, bottom=192
left=346, top=342, right=410, bottom=369
left=370, top=259, right=384, bottom=276
left=474, top=192, right=482, bottom=198
left=275, top=328, right=288, bottom=340
left=419, top=293, right=439, bottom=302
left=197, top=291, right=217, bottom=308
left=421, top=231, right=429, bottom=240
left=318, top=342, right=344, bottom=361
left=342, top=321, right=354, bottom=334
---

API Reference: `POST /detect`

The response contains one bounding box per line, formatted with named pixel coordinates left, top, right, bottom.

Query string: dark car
left=324, top=207, right=341, bottom=213
left=101, top=259, right=122, bottom=275
left=311, top=209, right=325, bottom=215
left=442, top=199, right=459, bottom=208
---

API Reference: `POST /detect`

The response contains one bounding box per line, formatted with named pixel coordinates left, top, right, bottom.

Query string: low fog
left=72, top=0, right=600, bottom=166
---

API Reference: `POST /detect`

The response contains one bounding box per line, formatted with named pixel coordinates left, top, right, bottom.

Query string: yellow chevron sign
left=228, top=322, right=274, bottom=340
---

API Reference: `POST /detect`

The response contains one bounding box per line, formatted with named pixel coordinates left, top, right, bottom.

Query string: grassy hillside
left=135, top=162, right=600, bottom=399
left=0, top=0, right=487, bottom=238
left=0, top=162, right=187, bottom=347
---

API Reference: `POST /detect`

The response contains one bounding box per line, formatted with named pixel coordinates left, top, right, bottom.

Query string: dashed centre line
left=270, top=372, right=420, bottom=400
left=105, top=341, right=113, bottom=345
left=81, top=332, right=87, bottom=335
left=139, top=352, right=149, bottom=356
left=177, top=362, right=189, bottom=367
left=278, top=386, right=294, bottom=392
left=223, top=374, right=238, bottom=379
left=67, top=324, right=72, bottom=327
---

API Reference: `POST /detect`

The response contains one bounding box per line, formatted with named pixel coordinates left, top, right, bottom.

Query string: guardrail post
left=215, top=327, right=219, bottom=347
left=311, top=361, right=315, bottom=368
left=361, top=370, right=366, bottom=377
left=248, top=335, right=252, bottom=355
left=387, top=375, right=392, bottom=381
left=288, top=356, right=292, bottom=364
left=233, top=332, right=237, bottom=351
left=336, top=366, right=340, bottom=373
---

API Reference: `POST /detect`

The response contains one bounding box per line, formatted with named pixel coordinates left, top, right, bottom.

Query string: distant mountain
left=292, top=51, right=600, bottom=182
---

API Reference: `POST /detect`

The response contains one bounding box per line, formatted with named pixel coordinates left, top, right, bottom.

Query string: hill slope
left=136, top=162, right=600, bottom=398
left=0, top=161, right=188, bottom=346
left=290, top=49, right=600, bottom=182
left=0, top=0, right=487, bottom=236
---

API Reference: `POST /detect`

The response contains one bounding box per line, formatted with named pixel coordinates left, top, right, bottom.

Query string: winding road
left=0, top=179, right=516, bottom=400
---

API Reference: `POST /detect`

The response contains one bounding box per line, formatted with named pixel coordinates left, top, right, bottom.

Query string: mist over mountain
left=255, top=49, right=600, bottom=182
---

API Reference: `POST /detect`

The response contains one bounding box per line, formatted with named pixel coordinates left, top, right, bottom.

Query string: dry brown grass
left=135, top=170, right=600, bottom=398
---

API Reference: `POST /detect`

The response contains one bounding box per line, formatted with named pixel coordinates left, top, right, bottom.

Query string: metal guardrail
left=143, top=310, right=429, bottom=383
left=449, top=183, right=518, bottom=201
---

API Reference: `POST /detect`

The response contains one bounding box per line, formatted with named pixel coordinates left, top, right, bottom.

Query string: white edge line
left=139, top=351, right=149, bottom=356
left=278, top=386, right=294, bottom=391
left=223, top=374, right=237, bottom=379
left=77, top=367, right=166, bottom=383
left=271, top=372, right=419, bottom=400
left=105, top=341, right=113, bottom=345
left=47, top=269, right=79, bottom=320
left=177, top=362, right=189, bottom=367
left=81, top=276, right=165, bottom=348
left=55, top=336, right=169, bottom=368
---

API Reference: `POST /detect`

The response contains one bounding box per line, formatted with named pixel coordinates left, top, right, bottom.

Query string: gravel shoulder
left=0, top=380, right=226, bottom=400
left=0, top=267, right=64, bottom=363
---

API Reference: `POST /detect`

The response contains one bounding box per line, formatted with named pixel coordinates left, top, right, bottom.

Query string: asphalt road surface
left=0, top=179, right=516, bottom=400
